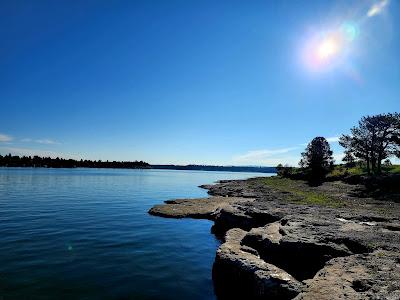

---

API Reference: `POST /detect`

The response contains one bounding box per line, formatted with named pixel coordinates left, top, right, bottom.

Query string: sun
left=317, top=37, right=339, bottom=60
left=301, top=30, right=347, bottom=71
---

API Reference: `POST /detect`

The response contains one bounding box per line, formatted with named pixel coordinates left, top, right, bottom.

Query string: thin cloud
left=232, top=147, right=300, bottom=166
left=300, top=136, right=340, bottom=146
left=234, top=147, right=299, bottom=160
left=234, top=137, right=341, bottom=166
left=21, top=138, right=60, bottom=145
left=326, top=136, right=340, bottom=143
left=0, top=133, right=13, bottom=142
left=35, top=139, right=60, bottom=145
left=333, top=152, right=345, bottom=163
left=20, top=138, right=32, bottom=143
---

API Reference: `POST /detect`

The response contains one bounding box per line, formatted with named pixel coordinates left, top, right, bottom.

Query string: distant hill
left=150, top=164, right=276, bottom=173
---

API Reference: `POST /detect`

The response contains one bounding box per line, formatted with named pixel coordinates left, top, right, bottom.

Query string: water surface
left=0, top=168, right=272, bottom=300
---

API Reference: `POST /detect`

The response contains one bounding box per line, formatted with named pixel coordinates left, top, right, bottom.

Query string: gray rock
left=149, top=177, right=400, bottom=299
left=148, top=196, right=253, bottom=220
left=295, top=250, right=400, bottom=300
left=213, top=228, right=304, bottom=300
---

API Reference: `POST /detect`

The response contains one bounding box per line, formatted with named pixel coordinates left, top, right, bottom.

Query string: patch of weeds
left=376, top=251, right=386, bottom=257
left=375, top=207, right=390, bottom=215
left=259, top=177, right=344, bottom=208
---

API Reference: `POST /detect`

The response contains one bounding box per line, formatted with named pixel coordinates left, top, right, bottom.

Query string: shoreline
left=149, top=176, right=400, bottom=299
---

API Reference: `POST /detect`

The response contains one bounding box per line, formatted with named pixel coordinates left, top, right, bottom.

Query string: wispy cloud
left=233, top=136, right=342, bottom=166
left=367, top=0, right=389, bottom=17
left=35, top=139, right=60, bottom=145
left=326, top=136, right=340, bottom=143
left=232, top=147, right=300, bottom=166
left=21, top=138, right=60, bottom=145
left=0, top=133, right=13, bottom=143
left=234, top=147, right=299, bottom=161
left=333, top=152, right=345, bottom=163
left=299, top=136, right=340, bottom=146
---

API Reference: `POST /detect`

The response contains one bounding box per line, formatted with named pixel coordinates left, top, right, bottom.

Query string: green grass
left=328, top=164, right=400, bottom=178
left=326, top=165, right=364, bottom=178
left=259, top=177, right=344, bottom=208
left=384, top=165, right=400, bottom=174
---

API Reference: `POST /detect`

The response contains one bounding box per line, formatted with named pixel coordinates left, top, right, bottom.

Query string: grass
left=326, top=165, right=364, bottom=179
left=385, top=164, right=400, bottom=174
left=259, top=177, right=344, bottom=208
left=327, top=164, right=400, bottom=178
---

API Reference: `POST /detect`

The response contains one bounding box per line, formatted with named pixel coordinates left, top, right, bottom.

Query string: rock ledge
left=149, top=178, right=400, bottom=299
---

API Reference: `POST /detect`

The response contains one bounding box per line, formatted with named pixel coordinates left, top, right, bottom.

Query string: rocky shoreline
left=149, top=177, right=400, bottom=299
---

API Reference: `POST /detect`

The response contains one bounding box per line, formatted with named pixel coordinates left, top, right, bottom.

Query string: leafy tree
left=340, top=113, right=400, bottom=174
left=299, top=158, right=306, bottom=169
left=276, top=163, right=284, bottom=175
left=276, top=163, right=294, bottom=177
left=383, top=159, right=392, bottom=168
left=301, top=137, right=334, bottom=182
left=342, top=150, right=355, bottom=167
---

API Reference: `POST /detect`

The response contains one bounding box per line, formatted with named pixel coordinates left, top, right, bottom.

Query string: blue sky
left=0, top=0, right=399, bottom=166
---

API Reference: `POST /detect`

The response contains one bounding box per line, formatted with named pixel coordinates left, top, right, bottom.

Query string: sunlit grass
left=385, top=165, right=400, bottom=174
left=328, top=164, right=400, bottom=177
left=259, top=177, right=344, bottom=208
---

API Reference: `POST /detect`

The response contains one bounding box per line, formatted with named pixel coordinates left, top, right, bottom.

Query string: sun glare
left=317, top=37, right=339, bottom=60
left=301, top=0, right=390, bottom=74
left=301, top=23, right=356, bottom=73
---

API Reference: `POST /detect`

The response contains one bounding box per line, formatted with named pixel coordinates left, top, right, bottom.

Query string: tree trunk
left=377, top=152, right=382, bottom=174
left=371, top=129, right=377, bottom=174
left=371, top=153, right=376, bottom=174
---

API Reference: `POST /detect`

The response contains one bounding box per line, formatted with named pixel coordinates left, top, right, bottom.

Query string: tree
left=342, top=150, right=355, bottom=167
left=276, top=164, right=284, bottom=176
left=300, top=137, right=334, bottom=182
left=299, top=158, right=306, bottom=169
left=0, top=153, right=150, bottom=169
left=383, top=159, right=392, bottom=168
left=340, top=125, right=372, bottom=174
left=340, top=113, right=400, bottom=174
left=276, top=163, right=294, bottom=177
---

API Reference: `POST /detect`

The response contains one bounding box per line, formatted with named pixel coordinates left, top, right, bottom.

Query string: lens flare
left=300, top=0, right=389, bottom=77
left=302, top=32, right=342, bottom=71
left=301, top=21, right=359, bottom=72
left=341, top=22, right=358, bottom=41
left=317, top=37, right=340, bottom=60
left=367, top=0, right=389, bottom=17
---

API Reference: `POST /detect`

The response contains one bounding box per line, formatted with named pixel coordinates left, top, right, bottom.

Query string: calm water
left=0, top=168, right=272, bottom=300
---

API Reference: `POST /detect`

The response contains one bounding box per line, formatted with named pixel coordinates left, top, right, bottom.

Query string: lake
left=0, top=168, right=273, bottom=300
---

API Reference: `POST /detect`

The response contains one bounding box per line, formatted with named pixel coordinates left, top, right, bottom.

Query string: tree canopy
left=339, top=113, right=400, bottom=174
left=0, top=154, right=150, bottom=169
left=300, top=137, right=334, bottom=182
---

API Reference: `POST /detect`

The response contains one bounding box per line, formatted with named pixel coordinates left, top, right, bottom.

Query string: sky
left=0, top=0, right=399, bottom=166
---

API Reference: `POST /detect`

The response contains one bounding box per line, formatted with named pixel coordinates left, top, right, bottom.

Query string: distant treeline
left=150, top=164, right=276, bottom=173
left=0, top=154, right=150, bottom=169
left=0, top=154, right=275, bottom=173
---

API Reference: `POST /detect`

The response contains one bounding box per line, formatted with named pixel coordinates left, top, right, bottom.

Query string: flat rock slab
left=148, top=196, right=253, bottom=220
left=295, top=250, right=400, bottom=300
left=149, top=177, right=400, bottom=299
